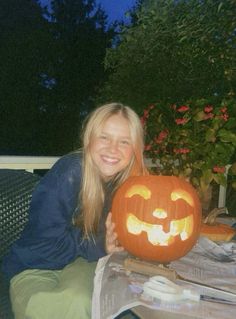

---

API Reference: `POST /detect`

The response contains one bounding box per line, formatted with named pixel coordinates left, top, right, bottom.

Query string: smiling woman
left=2, top=102, right=148, bottom=319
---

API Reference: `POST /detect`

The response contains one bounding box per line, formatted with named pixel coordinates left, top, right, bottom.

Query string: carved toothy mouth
left=126, top=213, right=194, bottom=246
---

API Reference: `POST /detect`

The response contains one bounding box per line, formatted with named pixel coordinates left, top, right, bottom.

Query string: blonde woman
left=2, top=102, right=148, bottom=319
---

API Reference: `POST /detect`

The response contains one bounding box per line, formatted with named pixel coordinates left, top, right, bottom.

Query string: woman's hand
left=105, top=212, right=124, bottom=254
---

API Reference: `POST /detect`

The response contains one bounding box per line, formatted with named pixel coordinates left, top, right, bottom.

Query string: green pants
left=10, top=257, right=97, bottom=319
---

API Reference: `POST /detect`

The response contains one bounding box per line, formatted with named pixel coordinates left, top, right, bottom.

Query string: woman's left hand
left=105, top=212, right=124, bottom=254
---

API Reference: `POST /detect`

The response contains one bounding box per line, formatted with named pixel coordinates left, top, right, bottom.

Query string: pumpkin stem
left=203, top=207, right=228, bottom=225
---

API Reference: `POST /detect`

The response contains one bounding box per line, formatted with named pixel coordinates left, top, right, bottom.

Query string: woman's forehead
left=100, top=114, right=130, bottom=131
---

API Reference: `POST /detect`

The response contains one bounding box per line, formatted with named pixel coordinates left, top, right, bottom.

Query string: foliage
left=42, top=0, right=115, bottom=154
left=0, top=0, right=52, bottom=154
left=98, top=0, right=236, bottom=111
left=141, top=98, right=236, bottom=212
left=0, top=0, right=113, bottom=155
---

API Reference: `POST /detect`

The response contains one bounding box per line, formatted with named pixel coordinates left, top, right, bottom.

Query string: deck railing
left=0, top=155, right=227, bottom=208
left=0, top=156, right=59, bottom=173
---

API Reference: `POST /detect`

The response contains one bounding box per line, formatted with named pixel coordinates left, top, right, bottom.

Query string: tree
left=0, top=0, right=114, bottom=155
left=0, top=0, right=53, bottom=154
left=98, top=0, right=236, bottom=112
left=43, top=0, right=114, bottom=153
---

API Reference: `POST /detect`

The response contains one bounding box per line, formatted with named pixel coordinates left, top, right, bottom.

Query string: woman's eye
left=120, top=140, right=130, bottom=145
left=99, top=135, right=109, bottom=142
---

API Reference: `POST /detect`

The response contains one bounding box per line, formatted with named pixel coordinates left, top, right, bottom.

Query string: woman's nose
left=109, top=140, right=119, bottom=152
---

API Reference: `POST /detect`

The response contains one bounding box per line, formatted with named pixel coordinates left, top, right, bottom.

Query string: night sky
left=40, top=0, right=137, bottom=23
left=97, top=0, right=136, bottom=22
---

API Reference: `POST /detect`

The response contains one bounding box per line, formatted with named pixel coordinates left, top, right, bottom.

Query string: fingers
left=105, top=212, right=124, bottom=254
left=106, top=227, right=117, bottom=246
left=113, top=245, right=124, bottom=253
left=106, top=213, right=116, bottom=237
left=105, top=212, right=112, bottom=228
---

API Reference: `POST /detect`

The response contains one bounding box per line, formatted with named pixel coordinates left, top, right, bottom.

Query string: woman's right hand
left=105, top=212, right=124, bottom=254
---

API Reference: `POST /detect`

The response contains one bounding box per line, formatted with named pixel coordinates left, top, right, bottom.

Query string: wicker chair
left=0, top=169, right=40, bottom=319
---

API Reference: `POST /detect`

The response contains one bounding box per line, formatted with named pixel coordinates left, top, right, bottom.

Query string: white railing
left=0, top=156, right=59, bottom=173
left=218, top=164, right=231, bottom=209
left=0, top=155, right=227, bottom=208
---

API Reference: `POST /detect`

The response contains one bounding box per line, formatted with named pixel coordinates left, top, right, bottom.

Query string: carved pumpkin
left=112, top=175, right=202, bottom=262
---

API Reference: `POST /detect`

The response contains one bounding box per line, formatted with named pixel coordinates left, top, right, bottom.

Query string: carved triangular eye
left=125, top=184, right=151, bottom=199
left=171, top=189, right=194, bottom=207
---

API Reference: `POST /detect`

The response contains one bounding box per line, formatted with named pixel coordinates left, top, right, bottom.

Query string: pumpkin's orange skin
left=200, top=223, right=236, bottom=242
left=112, top=175, right=202, bottom=263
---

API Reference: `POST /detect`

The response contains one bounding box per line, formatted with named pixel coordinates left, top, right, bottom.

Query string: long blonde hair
left=76, top=102, right=148, bottom=238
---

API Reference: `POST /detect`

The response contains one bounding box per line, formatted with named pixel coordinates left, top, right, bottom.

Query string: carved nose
left=152, top=209, right=167, bottom=219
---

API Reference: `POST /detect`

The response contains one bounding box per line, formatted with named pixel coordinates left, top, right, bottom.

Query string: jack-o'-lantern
left=112, top=175, right=202, bottom=262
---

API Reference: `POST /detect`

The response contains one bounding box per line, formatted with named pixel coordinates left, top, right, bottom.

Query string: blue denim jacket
left=2, top=152, right=110, bottom=280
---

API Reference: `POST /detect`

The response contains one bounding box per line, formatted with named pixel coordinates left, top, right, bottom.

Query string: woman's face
left=90, top=113, right=134, bottom=180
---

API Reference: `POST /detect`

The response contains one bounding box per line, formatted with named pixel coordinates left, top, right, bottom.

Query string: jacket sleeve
left=11, top=154, right=107, bottom=271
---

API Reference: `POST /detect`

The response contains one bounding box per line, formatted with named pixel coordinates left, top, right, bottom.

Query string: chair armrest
left=0, top=169, right=40, bottom=261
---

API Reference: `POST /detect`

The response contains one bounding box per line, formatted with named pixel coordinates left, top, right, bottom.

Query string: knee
left=27, top=288, right=92, bottom=319
left=66, top=287, right=92, bottom=313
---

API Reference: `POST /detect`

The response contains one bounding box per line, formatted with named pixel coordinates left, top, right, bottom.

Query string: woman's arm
left=5, top=154, right=107, bottom=278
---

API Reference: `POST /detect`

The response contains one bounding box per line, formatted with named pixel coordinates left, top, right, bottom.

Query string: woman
left=2, top=102, right=148, bottom=319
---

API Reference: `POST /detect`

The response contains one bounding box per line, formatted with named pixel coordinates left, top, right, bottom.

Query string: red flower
left=175, top=118, right=189, bottom=125
left=183, top=148, right=190, bottom=154
left=177, top=105, right=189, bottom=112
left=220, top=113, right=229, bottom=121
left=173, top=148, right=190, bottom=154
left=144, top=144, right=152, bottom=151
left=140, top=116, right=146, bottom=126
left=220, top=106, right=227, bottom=113
left=155, top=130, right=168, bottom=144
left=204, top=113, right=214, bottom=120
left=204, top=105, right=213, bottom=113
left=140, top=104, right=155, bottom=126
left=213, top=166, right=226, bottom=173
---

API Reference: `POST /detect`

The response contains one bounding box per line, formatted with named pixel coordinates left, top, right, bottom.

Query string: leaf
left=218, top=129, right=236, bottom=144
left=214, top=143, right=235, bottom=163
left=194, top=111, right=206, bottom=121
left=205, top=128, right=216, bottom=142
left=217, top=2, right=224, bottom=12
left=229, top=162, right=236, bottom=174
left=200, top=169, right=213, bottom=186
left=231, top=181, right=236, bottom=190
left=191, top=176, right=200, bottom=187
left=179, top=36, right=188, bottom=43
left=213, top=173, right=227, bottom=186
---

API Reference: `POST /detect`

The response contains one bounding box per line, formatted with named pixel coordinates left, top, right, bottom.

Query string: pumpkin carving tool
left=124, top=257, right=236, bottom=296
left=142, top=275, right=236, bottom=305
left=124, top=257, right=178, bottom=280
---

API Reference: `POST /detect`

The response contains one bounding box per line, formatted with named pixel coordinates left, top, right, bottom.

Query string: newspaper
left=92, top=237, right=236, bottom=319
